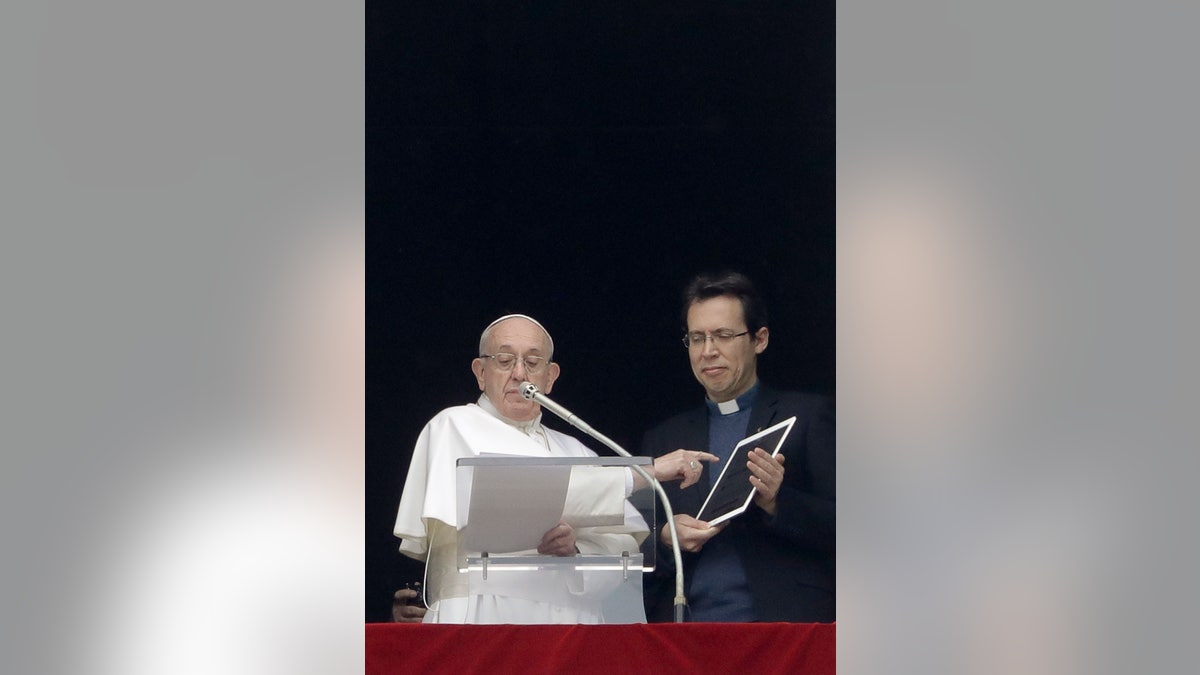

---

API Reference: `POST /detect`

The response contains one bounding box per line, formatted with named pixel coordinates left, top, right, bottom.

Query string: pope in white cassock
left=394, top=314, right=717, bottom=624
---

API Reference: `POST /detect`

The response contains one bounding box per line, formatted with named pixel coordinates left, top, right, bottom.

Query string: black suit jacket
left=641, top=384, right=835, bottom=622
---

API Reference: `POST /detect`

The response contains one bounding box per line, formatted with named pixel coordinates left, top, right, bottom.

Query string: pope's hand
left=538, top=520, right=577, bottom=556
left=653, top=449, right=720, bottom=489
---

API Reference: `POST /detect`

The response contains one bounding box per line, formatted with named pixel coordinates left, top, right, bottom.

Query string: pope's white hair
left=478, top=314, right=555, bottom=359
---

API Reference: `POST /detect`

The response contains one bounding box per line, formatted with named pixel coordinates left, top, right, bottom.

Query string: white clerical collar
left=706, top=382, right=761, bottom=416
left=716, top=399, right=741, bottom=415
left=477, top=394, right=543, bottom=434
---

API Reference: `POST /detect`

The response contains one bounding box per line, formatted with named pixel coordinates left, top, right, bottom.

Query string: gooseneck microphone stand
left=520, top=382, right=688, bottom=623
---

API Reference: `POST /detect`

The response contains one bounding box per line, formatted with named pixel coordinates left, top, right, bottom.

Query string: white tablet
left=695, top=416, right=796, bottom=526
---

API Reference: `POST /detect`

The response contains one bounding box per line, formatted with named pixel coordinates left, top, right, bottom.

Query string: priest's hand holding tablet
left=659, top=513, right=726, bottom=553
left=747, top=448, right=786, bottom=515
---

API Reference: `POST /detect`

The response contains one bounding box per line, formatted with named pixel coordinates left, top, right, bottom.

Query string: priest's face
left=471, top=317, right=561, bottom=421
left=686, top=295, right=769, bottom=403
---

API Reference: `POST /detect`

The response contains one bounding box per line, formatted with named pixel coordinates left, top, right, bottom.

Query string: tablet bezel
left=695, top=416, right=797, bottom=526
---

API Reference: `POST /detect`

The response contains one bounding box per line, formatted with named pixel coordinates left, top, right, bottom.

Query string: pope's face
left=686, top=295, right=768, bottom=403
left=471, top=318, right=560, bottom=421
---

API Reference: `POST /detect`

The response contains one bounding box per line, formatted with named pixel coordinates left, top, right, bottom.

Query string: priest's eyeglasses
left=682, top=330, right=750, bottom=349
left=480, top=353, right=550, bottom=374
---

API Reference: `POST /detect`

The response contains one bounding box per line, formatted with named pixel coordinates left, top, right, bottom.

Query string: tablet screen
left=696, top=416, right=796, bottom=525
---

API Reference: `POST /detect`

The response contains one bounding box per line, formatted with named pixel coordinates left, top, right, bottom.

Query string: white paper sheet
left=458, top=464, right=573, bottom=553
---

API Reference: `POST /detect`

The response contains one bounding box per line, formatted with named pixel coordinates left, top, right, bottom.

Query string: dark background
left=366, top=1, right=834, bottom=621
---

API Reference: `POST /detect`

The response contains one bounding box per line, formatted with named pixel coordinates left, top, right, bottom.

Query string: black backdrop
left=366, top=2, right=834, bottom=621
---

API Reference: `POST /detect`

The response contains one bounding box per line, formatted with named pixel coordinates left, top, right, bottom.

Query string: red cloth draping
left=366, top=622, right=835, bottom=675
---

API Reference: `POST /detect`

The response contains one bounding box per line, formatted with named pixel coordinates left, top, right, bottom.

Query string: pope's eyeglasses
left=480, top=353, right=550, bottom=374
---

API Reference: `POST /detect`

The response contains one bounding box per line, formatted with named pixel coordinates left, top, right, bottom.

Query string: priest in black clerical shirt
left=641, top=272, right=835, bottom=623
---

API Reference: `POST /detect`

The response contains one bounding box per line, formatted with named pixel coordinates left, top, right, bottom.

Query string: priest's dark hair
left=681, top=271, right=769, bottom=334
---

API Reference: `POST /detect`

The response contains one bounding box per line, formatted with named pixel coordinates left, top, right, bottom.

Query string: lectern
left=454, top=456, right=656, bottom=623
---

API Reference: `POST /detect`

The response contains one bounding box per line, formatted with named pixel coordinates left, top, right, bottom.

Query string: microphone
left=520, top=381, right=690, bottom=622
left=520, top=382, right=598, bottom=439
